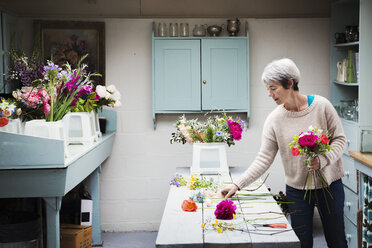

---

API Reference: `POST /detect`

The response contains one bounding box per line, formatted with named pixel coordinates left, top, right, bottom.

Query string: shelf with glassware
left=151, top=21, right=250, bottom=129
left=330, top=1, right=361, bottom=247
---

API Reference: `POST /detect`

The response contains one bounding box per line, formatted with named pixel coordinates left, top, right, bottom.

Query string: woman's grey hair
left=261, top=58, right=301, bottom=91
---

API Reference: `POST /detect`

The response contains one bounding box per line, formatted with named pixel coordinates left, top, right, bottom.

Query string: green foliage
left=70, top=92, right=98, bottom=113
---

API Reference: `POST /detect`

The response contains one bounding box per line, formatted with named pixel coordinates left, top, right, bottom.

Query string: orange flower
left=181, top=199, right=198, bottom=212
left=2, top=109, right=11, bottom=117
left=0, top=117, right=9, bottom=127
left=320, top=134, right=330, bottom=144
left=291, top=147, right=300, bottom=157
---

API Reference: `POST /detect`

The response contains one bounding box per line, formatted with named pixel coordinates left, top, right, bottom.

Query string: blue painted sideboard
left=0, top=109, right=116, bottom=248
left=152, top=22, right=250, bottom=129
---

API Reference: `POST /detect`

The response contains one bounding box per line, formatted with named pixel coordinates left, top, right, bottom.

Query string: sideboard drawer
left=342, top=119, right=359, bottom=155
left=342, top=154, right=358, bottom=193
left=344, top=216, right=358, bottom=248
left=344, top=186, right=358, bottom=225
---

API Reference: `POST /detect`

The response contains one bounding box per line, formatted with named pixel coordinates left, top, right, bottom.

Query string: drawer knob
left=346, top=202, right=351, bottom=208
left=202, top=80, right=207, bottom=84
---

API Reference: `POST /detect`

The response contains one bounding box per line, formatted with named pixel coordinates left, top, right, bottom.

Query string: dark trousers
left=286, top=179, right=348, bottom=248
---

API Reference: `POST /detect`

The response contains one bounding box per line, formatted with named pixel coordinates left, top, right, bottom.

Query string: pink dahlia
left=298, top=133, right=318, bottom=150
left=214, top=199, right=236, bottom=220
left=228, top=120, right=243, bottom=140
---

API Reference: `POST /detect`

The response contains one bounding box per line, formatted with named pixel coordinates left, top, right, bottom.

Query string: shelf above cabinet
left=334, top=41, right=359, bottom=47
left=333, top=81, right=359, bottom=86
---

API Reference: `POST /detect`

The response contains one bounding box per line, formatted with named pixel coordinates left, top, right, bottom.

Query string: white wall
left=99, top=18, right=330, bottom=232
left=18, top=17, right=330, bottom=232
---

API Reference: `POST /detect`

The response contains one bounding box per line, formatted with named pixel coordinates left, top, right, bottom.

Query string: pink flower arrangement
left=170, top=113, right=246, bottom=147
left=214, top=199, right=236, bottom=220
left=13, top=88, right=51, bottom=115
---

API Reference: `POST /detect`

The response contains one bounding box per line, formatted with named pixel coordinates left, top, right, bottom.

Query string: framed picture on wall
left=35, top=20, right=105, bottom=86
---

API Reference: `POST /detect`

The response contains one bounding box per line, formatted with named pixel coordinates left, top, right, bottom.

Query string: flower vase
left=191, top=143, right=229, bottom=175
left=0, top=119, right=22, bottom=134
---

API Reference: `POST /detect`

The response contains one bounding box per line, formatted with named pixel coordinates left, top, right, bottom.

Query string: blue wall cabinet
left=201, top=39, right=248, bottom=111
left=0, top=11, right=18, bottom=94
left=152, top=22, right=250, bottom=129
left=154, top=39, right=201, bottom=111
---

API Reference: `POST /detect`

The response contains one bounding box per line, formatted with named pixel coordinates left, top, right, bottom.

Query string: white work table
left=156, top=167, right=300, bottom=248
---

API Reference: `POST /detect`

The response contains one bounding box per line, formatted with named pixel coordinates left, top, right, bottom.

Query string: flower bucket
left=24, top=119, right=65, bottom=140
left=191, top=143, right=229, bottom=175
left=24, top=119, right=68, bottom=157
left=63, top=111, right=100, bottom=146
left=0, top=119, right=22, bottom=134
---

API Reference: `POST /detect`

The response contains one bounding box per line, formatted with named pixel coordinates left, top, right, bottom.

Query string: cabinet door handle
left=346, top=234, right=352, bottom=240
left=202, top=80, right=207, bottom=84
left=346, top=202, right=351, bottom=208
left=345, top=170, right=350, bottom=177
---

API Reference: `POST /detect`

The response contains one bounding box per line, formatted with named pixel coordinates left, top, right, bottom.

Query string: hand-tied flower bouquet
left=289, top=126, right=333, bottom=204
left=170, top=113, right=246, bottom=147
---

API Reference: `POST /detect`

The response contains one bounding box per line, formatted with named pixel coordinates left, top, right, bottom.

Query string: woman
left=220, top=58, right=347, bottom=248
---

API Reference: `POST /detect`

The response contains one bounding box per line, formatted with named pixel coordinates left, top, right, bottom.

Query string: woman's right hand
left=219, top=184, right=239, bottom=199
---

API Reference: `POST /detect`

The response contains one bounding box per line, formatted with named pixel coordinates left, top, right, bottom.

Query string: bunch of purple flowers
left=8, top=52, right=42, bottom=87
left=169, top=174, right=187, bottom=187
left=214, top=199, right=236, bottom=220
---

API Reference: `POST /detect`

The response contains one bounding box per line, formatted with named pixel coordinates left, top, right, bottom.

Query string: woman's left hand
left=308, top=156, right=320, bottom=172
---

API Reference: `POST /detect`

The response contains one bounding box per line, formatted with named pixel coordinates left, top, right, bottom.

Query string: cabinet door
left=201, top=39, right=248, bottom=110
left=1, top=12, right=18, bottom=94
left=0, top=12, right=3, bottom=94
left=154, top=40, right=201, bottom=111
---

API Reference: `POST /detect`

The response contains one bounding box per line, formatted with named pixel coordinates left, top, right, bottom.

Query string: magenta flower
left=228, top=120, right=243, bottom=140
left=298, top=133, right=319, bottom=150
left=214, top=199, right=236, bottom=220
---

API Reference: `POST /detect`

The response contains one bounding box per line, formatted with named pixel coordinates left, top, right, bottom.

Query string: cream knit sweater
left=235, top=95, right=346, bottom=190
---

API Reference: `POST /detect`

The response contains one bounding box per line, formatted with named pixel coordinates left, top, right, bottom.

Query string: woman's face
left=265, top=81, right=291, bottom=105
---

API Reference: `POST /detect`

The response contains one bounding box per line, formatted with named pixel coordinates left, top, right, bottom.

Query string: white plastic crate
left=24, top=119, right=69, bottom=157
left=63, top=111, right=101, bottom=146
left=0, top=119, right=22, bottom=134
left=24, top=119, right=65, bottom=140
left=191, top=143, right=229, bottom=175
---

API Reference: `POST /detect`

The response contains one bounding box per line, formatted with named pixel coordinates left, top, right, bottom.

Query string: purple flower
left=228, top=120, right=243, bottom=140
left=298, top=133, right=319, bottom=150
left=214, top=199, right=236, bottom=220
